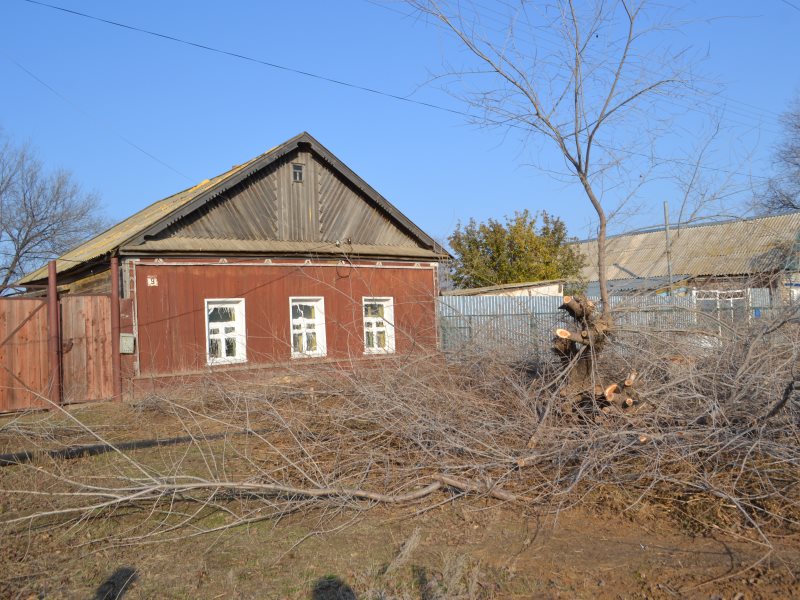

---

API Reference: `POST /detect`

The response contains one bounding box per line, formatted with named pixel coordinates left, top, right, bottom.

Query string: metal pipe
left=111, top=256, right=122, bottom=400
left=663, top=201, right=673, bottom=296
left=47, top=260, right=61, bottom=406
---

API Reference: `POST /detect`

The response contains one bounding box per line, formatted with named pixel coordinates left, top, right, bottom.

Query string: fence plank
left=61, top=295, right=113, bottom=404
left=0, top=298, right=50, bottom=412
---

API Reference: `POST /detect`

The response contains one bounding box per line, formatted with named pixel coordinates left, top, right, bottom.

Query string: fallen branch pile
left=0, top=303, right=798, bottom=550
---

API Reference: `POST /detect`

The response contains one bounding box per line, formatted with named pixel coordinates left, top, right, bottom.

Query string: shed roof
left=576, top=212, right=800, bottom=282
left=18, top=132, right=447, bottom=285
left=441, top=279, right=566, bottom=296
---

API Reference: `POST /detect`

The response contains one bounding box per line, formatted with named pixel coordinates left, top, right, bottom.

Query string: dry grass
left=0, top=302, right=798, bottom=594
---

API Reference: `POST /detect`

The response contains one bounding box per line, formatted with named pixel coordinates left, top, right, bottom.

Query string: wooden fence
left=0, top=298, right=51, bottom=412
left=61, top=295, right=113, bottom=404
left=0, top=294, right=113, bottom=413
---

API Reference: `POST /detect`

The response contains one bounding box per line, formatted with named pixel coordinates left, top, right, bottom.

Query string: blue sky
left=1, top=0, right=798, bottom=245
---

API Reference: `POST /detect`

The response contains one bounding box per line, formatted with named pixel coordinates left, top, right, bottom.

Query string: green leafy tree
left=448, top=210, right=585, bottom=288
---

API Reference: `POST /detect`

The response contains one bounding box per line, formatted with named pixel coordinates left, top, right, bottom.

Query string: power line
left=3, top=53, right=191, bottom=180
left=371, top=0, right=785, bottom=127
left=780, top=0, right=800, bottom=13
left=14, top=0, right=778, bottom=181
left=19, top=0, right=470, bottom=120
left=473, top=0, right=787, bottom=122
left=396, top=0, right=781, bottom=130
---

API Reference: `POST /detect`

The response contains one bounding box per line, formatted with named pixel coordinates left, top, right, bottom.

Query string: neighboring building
left=441, top=279, right=567, bottom=297
left=15, top=132, right=448, bottom=393
left=576, top=212, right=800, bottom=302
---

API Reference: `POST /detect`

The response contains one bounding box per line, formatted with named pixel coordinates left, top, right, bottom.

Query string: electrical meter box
left=120, top=334, right=136, bottom=354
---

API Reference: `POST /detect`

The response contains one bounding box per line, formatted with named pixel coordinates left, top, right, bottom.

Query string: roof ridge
left=15, top=132, right=443, bottom=285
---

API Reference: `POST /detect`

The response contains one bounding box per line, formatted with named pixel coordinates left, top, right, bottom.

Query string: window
left=290, top=297, right=326, bottom=357
left=292, top=163, right=304, bottom=182
left=363, top=298, right=395, bottom=354
left=205, top=299, right=246, bottom=365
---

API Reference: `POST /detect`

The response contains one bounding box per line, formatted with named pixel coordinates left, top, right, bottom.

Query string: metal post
left=47, top=260, right=61, bottom=406
left=111, top=256, right=122, bottom=400
left=663, top=201, right=673, bottom=296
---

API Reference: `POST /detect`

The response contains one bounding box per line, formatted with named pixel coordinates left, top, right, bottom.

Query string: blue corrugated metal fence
left=437, top=290, right=774, bottom=355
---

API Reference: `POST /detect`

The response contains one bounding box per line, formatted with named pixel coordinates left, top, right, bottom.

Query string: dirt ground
left=1, top=501, right=798, bottom=599
left=1, top=401, right=798, bottom=599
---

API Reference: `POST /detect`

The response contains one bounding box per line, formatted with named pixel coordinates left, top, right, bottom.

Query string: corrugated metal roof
left=584, top=275, right=692, bottom=296
left=17, top=148, right=272, bottom=284
left=577, top=212, right=800, bottom=281
left=17, top=132, right=447, bottom=285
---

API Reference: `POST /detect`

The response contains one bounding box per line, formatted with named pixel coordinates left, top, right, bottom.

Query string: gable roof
left=576, top=211, right=800, bottom=282
left=18, top=132, right=447, bottom=285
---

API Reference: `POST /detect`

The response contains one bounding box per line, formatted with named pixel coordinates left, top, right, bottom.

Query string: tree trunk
left=552, top=294, right=611, bottom=388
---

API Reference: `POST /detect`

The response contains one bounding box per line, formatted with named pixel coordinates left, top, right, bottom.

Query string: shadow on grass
left=311, top=575, right=357, bottom=600
left=92, top=566, right=137, bottom=600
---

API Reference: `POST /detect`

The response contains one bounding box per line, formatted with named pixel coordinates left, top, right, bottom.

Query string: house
left=15, top=132, right=448, bottom=398
left=441, top=279, right=567, bottom=297
left=576, top=212, right=800, bottom=302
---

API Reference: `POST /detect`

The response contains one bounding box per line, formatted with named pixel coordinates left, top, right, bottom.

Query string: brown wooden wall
left=132, top=261, right=437, bottom=376
left=0, top=298, right=50, bottom=412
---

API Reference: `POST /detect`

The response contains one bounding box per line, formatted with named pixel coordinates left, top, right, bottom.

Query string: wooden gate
left=0, top=298, right=51, bottom=412
left=60, top=295, right=113, bottom=404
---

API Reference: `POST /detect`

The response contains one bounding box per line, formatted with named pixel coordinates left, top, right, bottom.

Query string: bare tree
left=0, top=133, right=107, bottom=288
left=760, top=94, right=800, bottom=214
left=409, top=1, right=691, bottom=331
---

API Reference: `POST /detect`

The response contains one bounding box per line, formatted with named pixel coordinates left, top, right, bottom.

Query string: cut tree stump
left=552, top=294, right=612, bottom=389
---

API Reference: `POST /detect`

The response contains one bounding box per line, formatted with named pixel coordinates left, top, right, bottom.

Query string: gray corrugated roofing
left=584, top=275, right=691, bottom=296
left=16, top=149, right=269, bottom=285
left=17, top=132, right=447, bottom=285
left=577, top=212, right=800, bottom=281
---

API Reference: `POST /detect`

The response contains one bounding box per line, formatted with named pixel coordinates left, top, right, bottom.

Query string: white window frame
left=204, top=298, right=247, bottom=365
left=363, top=297, right=396, bottom=354
left=289, top=297, right=327, bottom=358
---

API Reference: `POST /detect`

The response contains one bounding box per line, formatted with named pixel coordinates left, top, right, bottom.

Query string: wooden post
left=111, top=256, right=122, bottom=400
left=47, top=260, right=61, bottom=406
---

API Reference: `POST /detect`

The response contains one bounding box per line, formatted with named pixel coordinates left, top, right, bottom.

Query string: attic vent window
left=292, top=164, right=304, bottom=182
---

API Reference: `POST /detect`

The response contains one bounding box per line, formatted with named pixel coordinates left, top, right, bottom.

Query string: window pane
left=365, top=331, right=374, bottom=348
left=293, top=303, right=316, bottom=320
left=209, top=306, right=235, bottom=322
left=364, top=303, right=383, bottom=318
left=209, top=338, right=220, bottom=358
left=225, top=338, right=236, bottom=357
left=306, top=332, right=317, bottom=351
left=292, top=333, right=303, bottom=353
left=377, top=331, right=386, bottom=348
left=224, top=326, right=235, bottom=334
left=210, top=327, right=219, bottom=335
